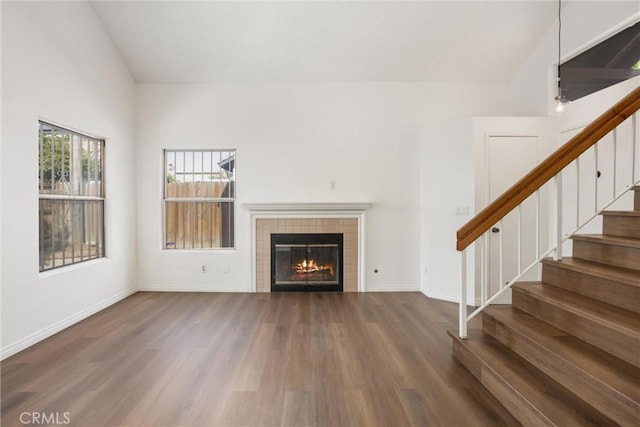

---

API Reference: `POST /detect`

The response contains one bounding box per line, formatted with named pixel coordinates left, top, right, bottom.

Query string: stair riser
left=483, top=313, right=638, bottom=425
left=572, top=240, right=640, bottom=271
left=451, top=339, right=555, bottom=427
left=542, top=264, right=640, bottom=314
left=512, top=289, right=640, bottom=368
left=603, top=215, right=640, bottom=238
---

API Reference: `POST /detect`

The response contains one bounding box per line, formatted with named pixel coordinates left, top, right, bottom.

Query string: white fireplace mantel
left=243, top=202, right=372, bottom=213
left=244, top=202, right=371, bottom=293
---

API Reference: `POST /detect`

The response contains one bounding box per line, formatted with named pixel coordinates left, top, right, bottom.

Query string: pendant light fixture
left=554, top=0, right=568, bottom=113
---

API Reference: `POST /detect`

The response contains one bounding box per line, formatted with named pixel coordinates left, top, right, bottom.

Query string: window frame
left=162, top=149, right=236, bottom=251
left=38, top=121, right=106, bottom=272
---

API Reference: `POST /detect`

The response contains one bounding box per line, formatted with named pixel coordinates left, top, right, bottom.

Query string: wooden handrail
left=457, top=85, right=640, bottom=251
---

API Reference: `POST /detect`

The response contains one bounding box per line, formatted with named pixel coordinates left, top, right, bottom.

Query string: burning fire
left=295, top=259, right=334, bottom=276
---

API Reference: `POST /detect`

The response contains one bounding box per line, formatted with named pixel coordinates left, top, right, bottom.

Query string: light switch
left=455, top=205, right=470, bottom=216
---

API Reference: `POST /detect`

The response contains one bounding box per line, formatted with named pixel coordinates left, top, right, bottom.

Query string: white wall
left=136, top=82, right=510, bottom=293
left=509, top=1, right=639, bottom=116
left=420, top=118, right=475, bottom=303
left=1, top=2, right=137, bottom=358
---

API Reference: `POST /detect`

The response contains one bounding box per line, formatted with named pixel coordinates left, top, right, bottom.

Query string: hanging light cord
left=557, top=0, right=562, bottom=99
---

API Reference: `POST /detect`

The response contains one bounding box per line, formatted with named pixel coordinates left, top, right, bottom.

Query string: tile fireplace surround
left=245, top=203, right=371, bottom=293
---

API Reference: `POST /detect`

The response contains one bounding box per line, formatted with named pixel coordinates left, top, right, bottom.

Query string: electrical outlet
left=201, top=265, right=207, bottom=273
left=223, top=264, right=230, bottom=274
left=330, top=180, right=336, bottom=190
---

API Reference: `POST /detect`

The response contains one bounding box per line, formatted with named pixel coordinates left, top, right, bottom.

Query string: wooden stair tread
left=571, top=233, right=640, bottom=248
left=514, top=282, right=640, bottom=335
left=542, top=257, right=640, bottom=287
left=485, top=306, right=640, bottom=405
left=449, top=330, right=604, bottom=426
left=602, top=210, right=640, bottom=217
left=451, top=183, right=640, bottom=424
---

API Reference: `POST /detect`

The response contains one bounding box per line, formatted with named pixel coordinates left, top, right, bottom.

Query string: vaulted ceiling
left=90, top=1, right=559, bottom=84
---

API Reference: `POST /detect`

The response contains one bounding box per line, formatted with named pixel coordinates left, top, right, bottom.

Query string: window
left=163, top=149, right=235, bottom=249
left=560, top=21, right=640, bottom=101
left=38, top=122, right=105, bottom=271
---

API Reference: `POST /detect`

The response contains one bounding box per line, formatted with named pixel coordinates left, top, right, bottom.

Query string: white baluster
left=554, top=173, right=563, bottom=261
left=633, top=113, right=638, bottom=182
left=499, top=220, right=504, bottom=291
left=517, top=205, right=522, bottom=273
left=576, top=157, right=580, bottom=227
left=595, top=143, right=599, bottom=212
left=483, top=234, right=489, bottom=303
left=460, top=249, right=467, bottom=338
left=613, top=127, right=618, bottom=196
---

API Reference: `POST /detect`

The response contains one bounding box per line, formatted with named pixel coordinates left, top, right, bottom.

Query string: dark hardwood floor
left=1, top=292, right=518, bottom=426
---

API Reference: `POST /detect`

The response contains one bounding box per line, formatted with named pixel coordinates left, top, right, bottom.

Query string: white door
left=487, top=136, right=539, bottom=304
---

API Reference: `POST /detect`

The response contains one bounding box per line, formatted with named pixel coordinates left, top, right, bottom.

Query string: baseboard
left=1, top=287, right=137, bottom=360
left=424, top=288, right=480, bottom=306
left=364, top=283, right=420, bottom=292
left=137, top=284, right=250, bottom=292
left=425, top=289, right=458, bottom=303
left=139, top=284, right=420, bottom=293
left=138, top=285, right=420, bottom=293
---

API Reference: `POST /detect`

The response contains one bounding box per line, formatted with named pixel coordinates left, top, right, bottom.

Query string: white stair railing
left=457, top=87, right=640, bottom=339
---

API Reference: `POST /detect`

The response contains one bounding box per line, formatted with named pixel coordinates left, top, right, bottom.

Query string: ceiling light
left=555, top=0, right=569, bottom=114
left=555, top=93, right=568, bottom=113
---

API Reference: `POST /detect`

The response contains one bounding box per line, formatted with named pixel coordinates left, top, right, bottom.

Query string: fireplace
left=246, top=206, right=369, bottom=292
left=271, top=233, right=343, bottom=292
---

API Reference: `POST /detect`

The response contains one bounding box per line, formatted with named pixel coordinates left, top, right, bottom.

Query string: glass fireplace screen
left=271, top=234, right=343, bottom=291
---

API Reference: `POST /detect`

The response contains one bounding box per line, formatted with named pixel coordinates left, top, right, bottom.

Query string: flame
left=295, top=259, right=334, bottom=276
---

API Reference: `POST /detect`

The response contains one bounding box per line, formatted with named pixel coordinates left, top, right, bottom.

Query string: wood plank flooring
left=1, top=292, right=518, bottom=426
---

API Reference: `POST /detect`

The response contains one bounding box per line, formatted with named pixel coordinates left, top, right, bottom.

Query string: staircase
left=450, top=186, right=640, bottom=426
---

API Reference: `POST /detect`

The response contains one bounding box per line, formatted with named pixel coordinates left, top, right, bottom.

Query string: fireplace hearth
left=271, top=233, right=343, bottom=292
